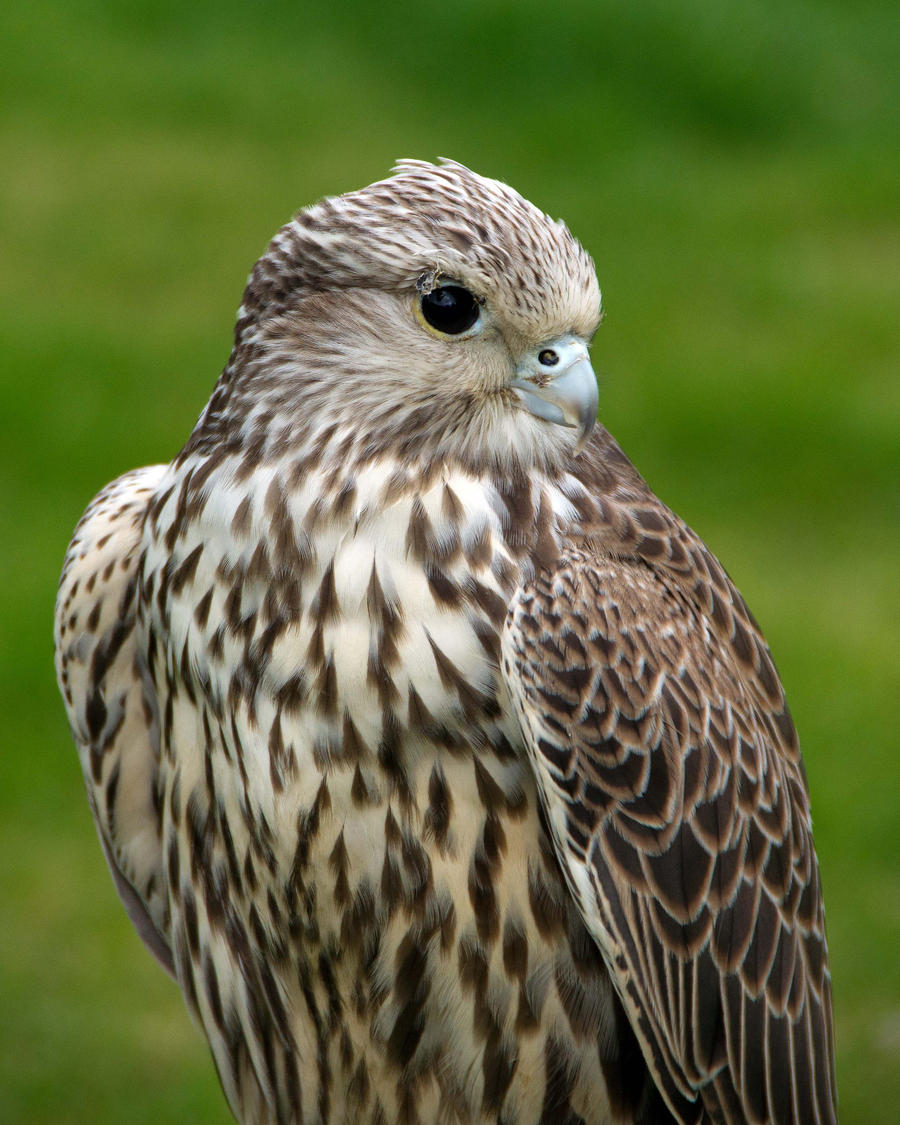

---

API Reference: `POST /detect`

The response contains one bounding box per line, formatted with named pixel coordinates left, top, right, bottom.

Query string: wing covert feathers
left=502, top=543, right=837, bottom=1125
left=54, top=466, right=173, bottom=976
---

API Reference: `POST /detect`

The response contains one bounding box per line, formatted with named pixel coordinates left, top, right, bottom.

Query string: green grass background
left=1, top=1, right=897, bottom=1121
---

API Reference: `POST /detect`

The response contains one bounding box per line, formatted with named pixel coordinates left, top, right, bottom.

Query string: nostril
left=538, top=349, right=559, bottom=367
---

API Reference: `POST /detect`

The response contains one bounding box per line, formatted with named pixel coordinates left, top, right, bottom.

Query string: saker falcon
left=55, top=160, right=837, bottom=1125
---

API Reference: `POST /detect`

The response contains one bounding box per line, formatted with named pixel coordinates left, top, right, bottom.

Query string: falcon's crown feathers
left=238, top=159, right=601, bottom=339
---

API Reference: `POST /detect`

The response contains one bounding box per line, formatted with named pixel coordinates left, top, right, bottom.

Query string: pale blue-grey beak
left=510, top=336, right=598, bottom=454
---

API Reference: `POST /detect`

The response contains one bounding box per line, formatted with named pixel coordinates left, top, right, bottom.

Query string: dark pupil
left=421, top=285, right=479, bottom=335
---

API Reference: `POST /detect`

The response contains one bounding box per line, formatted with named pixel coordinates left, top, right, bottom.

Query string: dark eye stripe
left=420, top=285, right=480, bottom=335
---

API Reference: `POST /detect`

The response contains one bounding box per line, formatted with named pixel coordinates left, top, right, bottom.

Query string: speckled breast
left=139, top=452, right=631, bottom=1124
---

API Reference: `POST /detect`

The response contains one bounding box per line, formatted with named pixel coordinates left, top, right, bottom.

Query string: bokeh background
left=2, top=1, right=897, bottom=1121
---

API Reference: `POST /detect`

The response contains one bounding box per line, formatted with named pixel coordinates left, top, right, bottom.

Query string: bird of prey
left=55, top=160, right=837, bottom=1125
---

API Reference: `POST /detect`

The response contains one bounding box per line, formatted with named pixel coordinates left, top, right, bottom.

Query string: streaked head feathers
left=237, top=159, right=601, bottom=345
left=195, top=160, right=603, bottom=474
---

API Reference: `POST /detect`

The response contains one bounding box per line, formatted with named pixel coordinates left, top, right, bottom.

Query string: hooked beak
left=510, top=337, right=598, bottom=454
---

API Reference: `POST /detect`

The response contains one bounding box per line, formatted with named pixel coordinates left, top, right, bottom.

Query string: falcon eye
left=420, top=285, right=481, bottom=336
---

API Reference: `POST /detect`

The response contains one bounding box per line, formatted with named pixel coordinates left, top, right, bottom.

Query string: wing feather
left=502, top=543, right=836, bottom=1124
left=55, top=466, right=173, bottom=976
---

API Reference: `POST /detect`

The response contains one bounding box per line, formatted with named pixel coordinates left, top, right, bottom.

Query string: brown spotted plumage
left=55, top=160, right=836, bottom=1124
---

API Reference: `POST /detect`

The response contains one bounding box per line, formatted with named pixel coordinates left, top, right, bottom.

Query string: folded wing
left=502, top=546, right=836, bottom=1125
left=55, top=466, right=173, bottom=977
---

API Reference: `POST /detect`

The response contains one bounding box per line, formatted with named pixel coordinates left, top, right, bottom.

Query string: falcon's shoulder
left=501, top=496, right=836, bottom=1124
left=55, top=465, right=173, bottom=976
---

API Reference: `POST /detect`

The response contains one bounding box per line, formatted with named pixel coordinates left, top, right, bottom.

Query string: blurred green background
left=1, top=1, right=897, bottom=1121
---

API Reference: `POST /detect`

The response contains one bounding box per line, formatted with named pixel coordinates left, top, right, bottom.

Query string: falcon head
left=195, top=160, right=602, bottom=473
